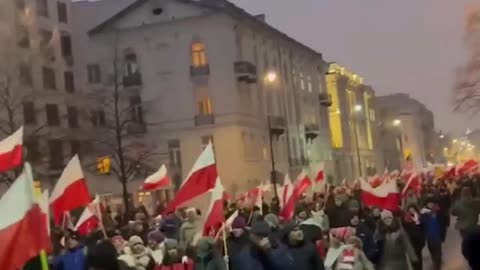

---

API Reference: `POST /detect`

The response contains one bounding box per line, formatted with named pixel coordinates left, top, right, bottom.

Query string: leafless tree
left=454, top=8, right=480, bottom=114
left=86, top=32, right=161, bottom=214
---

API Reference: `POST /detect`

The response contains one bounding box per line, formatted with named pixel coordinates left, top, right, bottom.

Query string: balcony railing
left=190, top=65, right=210, bottom=77
left=305, top=123, right=319, bottom=141
left=234, top=61, right=257, bottom=83
left=123, top=72, right=142, bottom=87
left=319, top=93, right=332, bottom=107
left=194, top=114, right=215, bottom=126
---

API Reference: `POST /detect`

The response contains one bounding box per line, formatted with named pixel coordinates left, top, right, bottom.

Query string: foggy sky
left=230, top=0, right=478, bottom=136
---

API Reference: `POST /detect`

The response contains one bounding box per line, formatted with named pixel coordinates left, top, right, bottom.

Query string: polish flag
left=369, top=175, right=383, bottom=189
left=281, top=171, right=312, bottom=220
left=37, top=190, right=52, bottom=252
left=164, top=142, right=217, bottom=214
left=360, top=176, right=399, bottom=211
left=251, top=186, right=263, bottom=215
left=202, top=178, right=224, bottom=236
left=457, top=160, right=478, bottom=176
left=141, top=164, right=171, bottom=191
left=0, top=126, right=23, bottom=173
left=50, top=155, right=91, bottom=224
left=314, top=168, right=325, bottom=183
left=279, top=174, right=294, bottom=209
left=0, top=163, right=50, bottom=270
left=402, top=173, right=422, bottom=196
left=75, top=197, right=101, bottom=236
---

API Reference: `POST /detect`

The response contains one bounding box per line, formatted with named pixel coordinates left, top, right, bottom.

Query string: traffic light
left=97, top=156, right=111, bottom=174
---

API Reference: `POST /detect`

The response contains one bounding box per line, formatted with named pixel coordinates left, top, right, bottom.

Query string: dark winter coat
left=226, top=232, right=250, bottom=256
left=283, top=223, right=325, bottom=270
left=193, top=252, right=226, bottom=270
left=230, top=238, right=294, bottom=270
left=354, top=222, right=378, bottom=264
left=451, top=198, right=480, bottom=232
left=375, top=223, right=418, bottom=270
left=402, top=221, right=426, bottom=254
left=325, top=204, right=351, bottom=228
left=462, top=225, right=480, bottom=270
left=421, top=212, right=442, bottom=243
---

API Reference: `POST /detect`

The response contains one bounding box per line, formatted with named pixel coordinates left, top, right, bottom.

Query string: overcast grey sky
left=230, top=0, right=478, bottom=135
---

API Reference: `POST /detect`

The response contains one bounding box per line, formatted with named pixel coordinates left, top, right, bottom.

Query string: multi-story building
left=0, top=0, right=90, bottom=193
left=376, top=93, right=436, bottom=169
left=326, top=63, right=382, bottom=182
left=71, top=0, right=334, bottom=200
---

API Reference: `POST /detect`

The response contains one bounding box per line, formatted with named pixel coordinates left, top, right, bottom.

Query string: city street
left=423, top=220, right=465, bottom=270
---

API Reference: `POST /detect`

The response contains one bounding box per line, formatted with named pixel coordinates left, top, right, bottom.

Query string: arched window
left=191, top=41, right=207, bottom=67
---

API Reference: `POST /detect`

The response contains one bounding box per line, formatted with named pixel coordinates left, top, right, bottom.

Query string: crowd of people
left=23, top=175, right=480, bottom=270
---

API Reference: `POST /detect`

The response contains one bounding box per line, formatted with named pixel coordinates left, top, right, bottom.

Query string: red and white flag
left=164, top=142, right=217, bottom=214
left=0, top=163, right=50, bottom=270
left=50, top=155, right=91, bottom=224
left=368, top=175, right=383, bottom=189
left=402, top=173, right=422, bottom=196
left=38, top=190, right=52, bottom=252
left=202, top=178, right=224, bottom=236
left=281, top=170, right=312, bottom=220
left=360, top=175, right=399, bottom=211
left=278, top=174, right=294, bottom=209
left=75, top=197, right=101, bottom=236
left=141, top=164, right=171, bottom=191
left=0, top=126, right=23, bottom=173
left=457, top=159, right=478, bottom=177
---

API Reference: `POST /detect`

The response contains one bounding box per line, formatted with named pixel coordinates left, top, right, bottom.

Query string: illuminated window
left=191, top=42, right=207, bottom=67
left=198, top=98, right=212, bottom=115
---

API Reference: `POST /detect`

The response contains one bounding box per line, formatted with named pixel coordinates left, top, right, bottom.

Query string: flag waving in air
left=0, top=126, right=23, bottom=173
left=141, top=164, right=171, bottom=191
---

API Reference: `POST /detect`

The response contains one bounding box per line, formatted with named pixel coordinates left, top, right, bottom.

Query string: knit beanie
left=128, top=235, right=144, bottom=247
left=231, top=216, right=247, bottom=230
left=164, top=239, right=179, bottom=250
left=147, top=231, right=165, bottom=244
left=264, top=213, right=279, bottom=229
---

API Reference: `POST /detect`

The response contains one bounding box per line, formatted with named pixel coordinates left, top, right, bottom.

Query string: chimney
left=254, top=14, right=266, bottom=22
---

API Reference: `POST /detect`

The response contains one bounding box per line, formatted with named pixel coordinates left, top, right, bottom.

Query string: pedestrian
left=375, top=210, right=418, bottom=270
left=349, top=214, right=378, bottom=265
left=160, top=239, right=194, bottom=270
left=86, top=240, right=136, bottom=270
left=231, top=221, right=294, bottom=270
left=193, top=237, right=226, bottom=270
left=146, top=231, right=165, bottom=265
left=54, top=230, right=87, bottom=270
left=451, top=187, right=480, bottom=238
left=402, top=205, right=425, bottom=270
left=264, top=213, right=282, bottom=239
left=334, top=236, right=375, bottom=270
left=180, top=208, right=199, bottom=257
left=325, top=191, right=351, bottom=228
left=282, top=221, right=325, bottom=270
left=462, top=225, right=480, bottom=270
left=118, top=235, right=156, bottom=270
left=226, top=216, right=250, bottom=257
left=420, top=201, right=443, bottom=270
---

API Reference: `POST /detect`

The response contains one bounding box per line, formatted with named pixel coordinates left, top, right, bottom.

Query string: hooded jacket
left=230, top=237, right=293, bottom=270
left=282, top=222, right=325, bottom=270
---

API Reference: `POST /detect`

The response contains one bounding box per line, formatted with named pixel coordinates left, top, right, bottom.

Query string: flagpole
left=221, top=222, right=230, bottom=270
left=40, top=250, right=49, bottom=270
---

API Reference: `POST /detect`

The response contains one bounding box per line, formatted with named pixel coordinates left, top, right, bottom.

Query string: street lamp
left=392, top=119, right=401, bottom=126
left=439, top=134, right=445, bottom=139
left=453, top=139, right=458, bottom=143
left=264, top=72, right=280, bottom=200
left=352, top=104, right=363, bottom=178
left=265, top=71, right=277, bottom=83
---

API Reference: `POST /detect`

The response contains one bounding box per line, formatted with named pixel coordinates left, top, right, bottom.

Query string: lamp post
left=392, top=119, right=404, bottom=159
left=265, top=71, right=280, bottom=200
left=352, top=104, right=363, bottom=178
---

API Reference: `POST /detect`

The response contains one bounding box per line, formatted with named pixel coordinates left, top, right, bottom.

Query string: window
left=129, top=96, right=144, bottom=123
left=60, top=34, right=72, bottom=57
left=124, top=52, right=138, bottom=76
left=307, top=75, right=312, bottom=92
left=70, top=140, right=81, bottom=156
left=48, top=140, right=63, bottom=169
left=42, top=67, right=56, bottom=90
left=64, top=71, right=74, bottom=92
left=168, top=139, right=182, bottom=167
left=46, top=104, right=60, bottom=126
left=23, top=102, right=36, bottom=125
left=16, top=0, right=26, bottom=10
left=67, top=106, right=78, bottom=128
left=191, top=42, right=207, bottom=67
left=36, top=0, right=48, bottom=17
left=87, top=64, right=101, bottom=83
left=198, top=98, right=212, bottom=115
left=18, top=25, right=29, bottom=48
left=39, top=29, right=52, bottom=48
left=19, top=64, right=32, bottom=86
left=299, top=72, right=305, bottom=90
left=57, top=2, right=68, bottom=23
left=25, top=139, right=40, bottom=162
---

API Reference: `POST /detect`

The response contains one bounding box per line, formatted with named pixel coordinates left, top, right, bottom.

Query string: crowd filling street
left=18, top=165, right=480, bottom=270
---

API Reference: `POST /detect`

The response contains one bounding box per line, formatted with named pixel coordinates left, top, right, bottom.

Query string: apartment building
left=0, top=0, right=91, bottom=192
left=376, top=93, right=436, bottom=169
left=326, top=63, right=383, bottom=182
left=71, top=0, right=334, bottom=198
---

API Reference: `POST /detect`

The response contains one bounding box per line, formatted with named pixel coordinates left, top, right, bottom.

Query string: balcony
left=234, top=61, right=257, bottom=83
left=268, top=115, right=286, bottom=137
left=190, top=65, right=210, bottom=77
left=319, top=93, right=332, bottom=107
left=123, top=72, right=142, bottom=88
left=305, top=123, right=319, bottom=141
left=127, top=122, right=146, bottom=134
left=194, top=114, right=215, bottom=126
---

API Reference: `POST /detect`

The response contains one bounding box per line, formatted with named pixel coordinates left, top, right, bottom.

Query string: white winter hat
left=380, top=209, right=393, bottom=220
